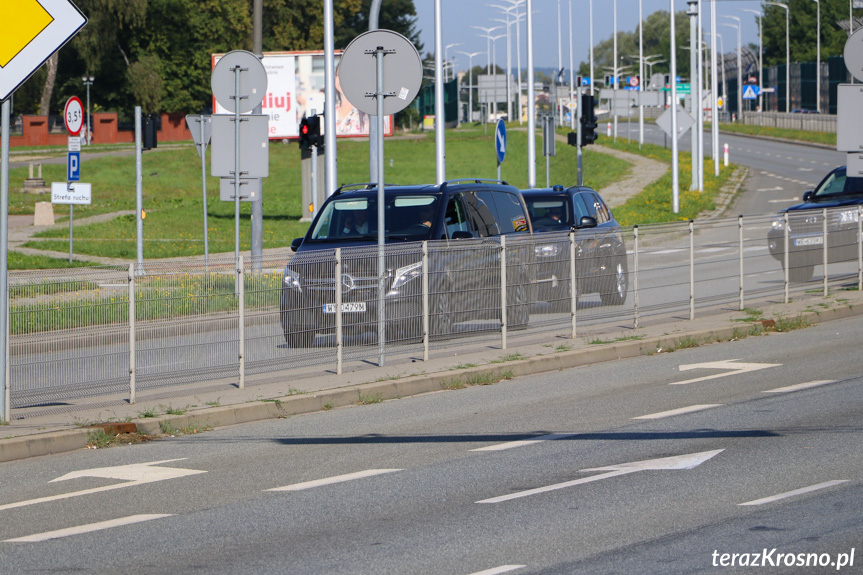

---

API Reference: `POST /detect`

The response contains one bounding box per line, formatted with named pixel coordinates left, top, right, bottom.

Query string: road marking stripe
left=4, top=514, right=172, bottom=543
left=633, top=404, right=723, bottom=420
left=467, top=566, right=526, bottom=575
left=764, top=380, right=835, bottom=393
left=739, top=481, right=848, bottom=506
left=472, top=433, right=577, bottom=452
left=266, top=469, right=401, bottom=492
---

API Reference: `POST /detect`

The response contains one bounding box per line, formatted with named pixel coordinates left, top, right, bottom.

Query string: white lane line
left=266, top=469, right=401, bottom=492
left=768, top=198, right=799, bottom=203
left=472, top=433, right=577, bottom=452
left=4, top=514, right=172, bottom=543
left=633, top=404, right=723, bottom=420
left=467, top=566, right=526, bottom=575
left=739, top=481, right=849, bottom=506
left=763, top=380, right=835, bottom=393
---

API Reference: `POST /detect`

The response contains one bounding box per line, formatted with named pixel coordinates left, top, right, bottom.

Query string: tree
left=762, top=0, right=851, bottom=68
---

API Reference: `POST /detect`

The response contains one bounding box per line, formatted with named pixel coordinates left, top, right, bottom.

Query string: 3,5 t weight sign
left=64, top=96, right=84, bottom=136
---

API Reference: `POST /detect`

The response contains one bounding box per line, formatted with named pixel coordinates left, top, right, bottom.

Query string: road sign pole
left=200, top=117, right=209, bottom=270
left=1, top=99, right=9, bottom=422
left=135, top=107, right=144, bottom=273
left=233, top=65, right=241, bottom=281
left=375, top=46, right=387, bottom=368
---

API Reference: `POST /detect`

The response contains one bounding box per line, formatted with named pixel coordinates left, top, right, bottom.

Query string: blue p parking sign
left=67, top=151, right=80, bottom=182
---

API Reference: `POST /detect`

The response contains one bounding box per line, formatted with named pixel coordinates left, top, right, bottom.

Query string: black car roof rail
left=438, top=178, right=510, bottom=193
left=333, top=182, right=400, bottom=195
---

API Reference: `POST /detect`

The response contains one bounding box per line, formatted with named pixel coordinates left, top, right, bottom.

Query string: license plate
left=794, top=236, right=824, bottom=247
left=322, top=302, right=367, bottom=313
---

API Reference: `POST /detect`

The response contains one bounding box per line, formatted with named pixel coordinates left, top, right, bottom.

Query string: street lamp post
left=720, top=17, right=742, bottom=121
left=445, top=43, right=462, bottom=81
left=472, top=26, right=502, bottom=121
left=766, top=2, right=790, bottom=112
left=740, top=8, right=763, bottom=112
left=457, top=51, right=482, bottom=123
left=81, top=76, right=94, bottom=145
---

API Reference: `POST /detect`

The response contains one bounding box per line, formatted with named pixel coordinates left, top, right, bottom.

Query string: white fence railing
left=8, top=207, right=862, bottom=418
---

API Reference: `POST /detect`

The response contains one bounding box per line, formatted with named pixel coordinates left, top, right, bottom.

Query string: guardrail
left=8, top=208, right=862, bottom=418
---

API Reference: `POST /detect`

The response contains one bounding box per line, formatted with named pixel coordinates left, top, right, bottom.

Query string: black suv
left=281, top=180, right=534, bottom=347
left=767, top=166, right=863, bottom=282
left=521, top=185, right=628, bottom=309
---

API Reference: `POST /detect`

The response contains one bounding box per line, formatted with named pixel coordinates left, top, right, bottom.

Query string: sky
left=413, top=0, right=766, bottom=75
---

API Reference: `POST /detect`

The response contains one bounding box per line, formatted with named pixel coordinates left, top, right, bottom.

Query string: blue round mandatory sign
left=495, top=119, right=507, bottom=164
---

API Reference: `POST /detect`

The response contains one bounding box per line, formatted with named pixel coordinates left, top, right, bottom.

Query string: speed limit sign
left=64, top=96, right=84, bottom=136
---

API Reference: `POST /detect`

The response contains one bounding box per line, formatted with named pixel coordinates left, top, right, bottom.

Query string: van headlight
left=535, top=244, right=562, bottom=257
left=771, top=216, right=786, bottom=231
left=839, top=209, right=860, bottom=224
left=283, top=268, right=302, bottom=292
left=389, top=261, right=422, bottom=294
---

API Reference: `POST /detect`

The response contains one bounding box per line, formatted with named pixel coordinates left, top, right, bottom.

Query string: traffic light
left=306, top=115, right=322, bottom=148
left=567, top=131, right=578, bottom=147
left=580, top=94, right=598, bottom=147
left=299, top=115, right=322, bottom=150
left=298, top=116, right=311, bottom=150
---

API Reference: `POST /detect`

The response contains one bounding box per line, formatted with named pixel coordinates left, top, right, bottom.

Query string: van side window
left=444, top=194, right=469, bottom=238
left=465, top=191, right=500, bottom=237
left=591, top=193, right=610, bottom=223
left=490, top=191, right=530, bottom=233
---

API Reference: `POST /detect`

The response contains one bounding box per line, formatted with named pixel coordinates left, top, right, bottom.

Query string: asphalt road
left=1, top=310, right=862, bottom=574
left=636, top=124, right=845, bottom=217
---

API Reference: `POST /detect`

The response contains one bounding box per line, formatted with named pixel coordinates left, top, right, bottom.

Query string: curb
left=4, top=297, right=860, bottom=464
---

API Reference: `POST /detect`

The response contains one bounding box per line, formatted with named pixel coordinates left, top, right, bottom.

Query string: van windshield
left=308, top=195, right=440, bottom=242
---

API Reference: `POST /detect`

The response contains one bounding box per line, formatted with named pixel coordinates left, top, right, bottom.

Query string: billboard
left=212, top=51, right=393, bottom=140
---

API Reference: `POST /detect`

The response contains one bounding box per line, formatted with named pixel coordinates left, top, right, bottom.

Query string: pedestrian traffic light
left=580, top=94, right=598, bottom=147
left=567, top=131, right=578, bottom=147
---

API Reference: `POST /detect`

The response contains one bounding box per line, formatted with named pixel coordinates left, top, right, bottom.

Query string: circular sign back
left=64, top=96, right=84, bottom=136
left=337, top=29, right=422, bottom=116
left=211, top=50, right=268, bottom=114
left=844, top=28, right=863, bottom=82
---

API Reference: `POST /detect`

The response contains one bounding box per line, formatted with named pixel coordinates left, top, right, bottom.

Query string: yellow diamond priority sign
left=0, top=0, right=87, bottom=101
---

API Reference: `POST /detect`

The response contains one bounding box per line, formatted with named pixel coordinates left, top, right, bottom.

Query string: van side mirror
left=802, top=191, right=814, bottom=203
left=579, top=216, right=598, bottom=229
left=290, top=238, right=303, bottom=252
left=451, top=231, right=474, bottom=240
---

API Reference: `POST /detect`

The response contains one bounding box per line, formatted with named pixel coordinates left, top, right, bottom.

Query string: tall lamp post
left=720, top=17, right=742, bottom=121
left=740, top=8, right=763, bottom=112
left=444, top=43, right=462, bottom=81
left=457, top=51, right=482, bottom=122
left=766, top=2, right=790, bottom=112
left=81, top=76, right=94, bottom=145
left=472, top=26, right=502, bottom=121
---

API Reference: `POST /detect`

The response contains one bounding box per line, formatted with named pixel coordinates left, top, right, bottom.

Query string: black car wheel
left=430, top=290, right=454, bottom=338
left=600, top=258, right=628, bottom=306
left=507, top=274, right=531, bottom=330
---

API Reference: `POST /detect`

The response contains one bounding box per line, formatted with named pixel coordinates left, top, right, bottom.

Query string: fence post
left=422, top=241, right=429, bottom=362
left=858, top=205, right=862, bottom=291
left=238, top=255, right=245, bottom=390
left=689, top=220, right=695, bottom=320
left=633, top=226, right=639, bottom=330
left=784, top=212, right=790, bottom=304
left=739, top=215, right=744, bottom=311
left=336, top=248, right=343, bottom=374
left=500, top=235, right=507, bottom=350
left=128, top=263, right=136, bottom=404
left=569, top=231, right=577, bottom=339
left=823, top=207, right=828, bottom=296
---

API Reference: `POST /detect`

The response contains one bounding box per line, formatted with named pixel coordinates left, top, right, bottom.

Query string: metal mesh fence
left=7, top=212, right=863, bottom=415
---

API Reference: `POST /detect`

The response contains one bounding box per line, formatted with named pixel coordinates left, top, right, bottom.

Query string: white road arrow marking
left=476, top=449, right=724, bottom=503
left=0, top=459, right=206, bottom=511
left=671, top=359, right=780, bottom=385
left=4, top=514, right=173, bottom=543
